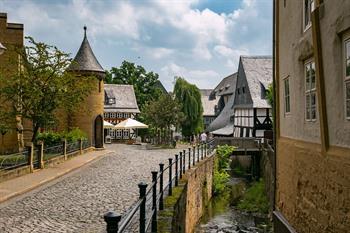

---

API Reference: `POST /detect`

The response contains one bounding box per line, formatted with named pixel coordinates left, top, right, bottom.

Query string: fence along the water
left=103, top=139, right=215, bottom=233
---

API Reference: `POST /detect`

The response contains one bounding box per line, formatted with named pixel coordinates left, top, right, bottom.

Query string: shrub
left=213, top=145, right=235, bottom=195
left=64, top=128, right=87, bottom=142
left=237, top=179, right=269, bottom=214
left=36, top=128, right=87, bottom=147
left=36, top=131, right=62, bottom=147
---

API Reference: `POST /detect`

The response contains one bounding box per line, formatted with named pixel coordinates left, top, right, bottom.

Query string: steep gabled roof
left=68, top=27, right=105, bottom=74
left=104, top=84, right=140, bottom=113
left=207, top=73, right=238, bottom=132
left=212, top=73, right=236, bottom=96
left=200, top=89, right=219, bottom=116
left=240, top=56, right=272, bottom=108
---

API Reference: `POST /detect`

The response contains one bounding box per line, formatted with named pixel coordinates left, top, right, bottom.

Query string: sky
left=0, top=0, right=272, bottom=91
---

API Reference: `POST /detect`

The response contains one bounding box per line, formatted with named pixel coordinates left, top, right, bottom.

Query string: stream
left=195, top=178, right=271, bottom=233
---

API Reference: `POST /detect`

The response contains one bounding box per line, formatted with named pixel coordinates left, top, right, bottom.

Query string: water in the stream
left=195, top=178, right=271, bottom=233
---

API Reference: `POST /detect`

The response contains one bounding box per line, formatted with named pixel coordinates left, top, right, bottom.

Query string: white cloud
left=160, top=63, right=220, bottom=90
left=0, top=0, right=272, bottom=91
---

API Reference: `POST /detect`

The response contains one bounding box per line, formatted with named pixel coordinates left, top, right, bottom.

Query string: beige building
left=0, top=13, right=26, bottom=154
left=66, top=27, right=105, bottom=148
left=275, top=0, right=350, bottom=232
left=199, top=89, right=219, bottom=131
left=104, top=84, right=140, bottom=140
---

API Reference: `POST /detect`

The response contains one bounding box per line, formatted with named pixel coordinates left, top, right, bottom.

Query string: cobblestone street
left=0, top=144, right=183, bottom=233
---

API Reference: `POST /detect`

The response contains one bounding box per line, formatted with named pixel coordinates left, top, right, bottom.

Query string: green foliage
left=237, top=179, right=269, bottom=214
left=216, top=145, right=235, bottom=172
left=36, top=128, right=87, bottom=147
left=0, top=36, right=94, bottom=142
left=266, top=84, right=274, bottom=110
left=64, top=128, right=87, bottom=142
left=173, top=77, right=203, bottom=136
left=213, top=168, right=230, bottom=194
left=213, top=145, right=235, bottom=195
left=142, top=94, right=185, bottom=132
left=36, top=131, right=62, bottom=147
left=106, top=60, right=163, bottom=111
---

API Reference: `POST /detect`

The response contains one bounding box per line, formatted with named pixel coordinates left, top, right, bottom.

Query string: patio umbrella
left=103, top=120, right=115, bottom=129
left=114, top=118, right=148, bottom=129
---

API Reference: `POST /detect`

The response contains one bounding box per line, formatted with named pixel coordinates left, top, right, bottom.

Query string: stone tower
left=68, top=26, right=104, bottom=148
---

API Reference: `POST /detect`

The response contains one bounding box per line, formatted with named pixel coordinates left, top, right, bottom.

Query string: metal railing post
left=175, top=154, right=179, bottom=186
left=138, top=182, right=148, bottom=233
left=201, top=143, right=203, bottom=160
left=151, top=171, right=158, bottom=233
left=104, top=211, right=121, bottom=233
left=204, top=143, right=207, bottom=157
left=179, top=152, right=183, bottom=179
left=168, top=158, right=173, bottom=196
left=188, top=148, right=191, bottom=169
left=159, top=163, right=164, bottom=210
left=197, top=144, right=200, bottom=162
left=183, top=149, right=186, bottom=173
left=193, top=146, right=195, bottom=166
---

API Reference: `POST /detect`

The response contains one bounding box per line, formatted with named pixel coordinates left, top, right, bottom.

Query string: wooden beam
left=311, top=7, right=329, bottom=153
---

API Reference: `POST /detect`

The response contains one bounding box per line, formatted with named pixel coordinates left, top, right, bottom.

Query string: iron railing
left=0, top=150, right=29, bottom=171
left=103, top=139, right=215, bottom=233
left=66, top=141, right=80, bottom=154
left=43, top=144, right=64, bottom=161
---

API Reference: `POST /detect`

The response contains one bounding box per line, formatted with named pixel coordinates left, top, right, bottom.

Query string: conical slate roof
left=68, top=26, right=105, bottom=74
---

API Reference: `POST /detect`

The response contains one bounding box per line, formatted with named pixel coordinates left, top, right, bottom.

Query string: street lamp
left=0, top=42, right=7, bottom=55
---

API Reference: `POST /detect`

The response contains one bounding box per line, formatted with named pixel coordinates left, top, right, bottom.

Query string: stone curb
left=0, top=150, right=114, bottom=204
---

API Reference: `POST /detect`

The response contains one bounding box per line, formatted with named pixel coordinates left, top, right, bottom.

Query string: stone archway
left=94, top=115, right=103, bottom=148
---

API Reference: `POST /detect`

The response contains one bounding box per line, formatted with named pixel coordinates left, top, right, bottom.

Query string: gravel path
left=0, top=144, right=185, bottom=233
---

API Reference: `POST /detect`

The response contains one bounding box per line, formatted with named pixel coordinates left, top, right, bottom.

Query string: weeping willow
left=174, top=77, right=203, bottom=136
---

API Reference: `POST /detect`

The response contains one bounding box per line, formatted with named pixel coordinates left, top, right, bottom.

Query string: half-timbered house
left=104, top=84, right=140, bottom=141
left=232, top=56, right=272, bottom=138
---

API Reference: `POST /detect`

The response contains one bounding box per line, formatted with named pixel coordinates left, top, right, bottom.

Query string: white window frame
left=305, top=60, right=317, bottom=121
left=284, top=77, right=291, bottom=114
left=303, top=0, right=315, bottom=31
left=344, top=38, right=350, bottom=120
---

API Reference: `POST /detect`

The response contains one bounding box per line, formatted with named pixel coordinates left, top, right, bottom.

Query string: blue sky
left=0, top=0, right=272, bottom=90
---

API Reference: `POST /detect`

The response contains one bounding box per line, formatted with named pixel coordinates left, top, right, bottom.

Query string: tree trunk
left=31, top=124, right=40, bottom=142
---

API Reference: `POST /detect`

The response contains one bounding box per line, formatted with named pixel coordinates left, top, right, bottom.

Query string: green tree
left=106, top=60, right=163, bottom=110
left=142, top=95, right=184, bottom=143
left=173, top=77, right=203, bottom=137
left=0, top=36, right=94, bottom=142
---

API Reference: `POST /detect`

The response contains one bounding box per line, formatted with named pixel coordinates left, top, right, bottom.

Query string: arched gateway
left=94, top=115, right=103, bottom=148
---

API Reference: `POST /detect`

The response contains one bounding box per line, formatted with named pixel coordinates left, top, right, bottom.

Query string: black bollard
left=168, top=158, right=173, bottom=196
left=159, top=163, right=164, bottom=210
left=151, top=171, right=158, bottom=233
left=138, top=182, right=148, bottom=233
left=104, top=211, right=121, bottom=233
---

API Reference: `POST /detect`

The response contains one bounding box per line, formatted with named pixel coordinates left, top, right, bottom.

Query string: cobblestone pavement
left=0, top=144, right=185, bottom=233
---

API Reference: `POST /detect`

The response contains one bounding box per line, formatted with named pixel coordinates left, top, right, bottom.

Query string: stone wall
left=0, top=13, right=24, bottom=154
left=276, top=137, right=350, bottom=233
left=158, top=155, right=214, bottom=233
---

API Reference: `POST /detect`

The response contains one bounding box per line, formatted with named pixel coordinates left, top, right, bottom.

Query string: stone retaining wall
left=158, top=155, right=214, bottom=233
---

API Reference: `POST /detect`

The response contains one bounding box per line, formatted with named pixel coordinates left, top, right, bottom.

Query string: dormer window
left=242, top=86, right=246, bottom=94
left=237, top=88, right=241, bottom=95
left=108, top=98, right=115, bottom=104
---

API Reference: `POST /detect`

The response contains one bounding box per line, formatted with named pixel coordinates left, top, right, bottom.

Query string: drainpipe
left=272, top=0, right=277, bottom=211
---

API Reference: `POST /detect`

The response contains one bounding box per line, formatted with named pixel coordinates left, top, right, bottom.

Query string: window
left=304, top=0, right=315, bottom=30
left=242, top=86, right=246, bottom=94
left=117, top=113, right=123, bottom=118
left=108, top=98, right=115, bottom=104
left=345, top=39, right=350, bottom=119
left=237, top=88, right=241, bottom=95
left=305, top=61, right=316, bottom=121
left=284, top=78, right=290, bottom=113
